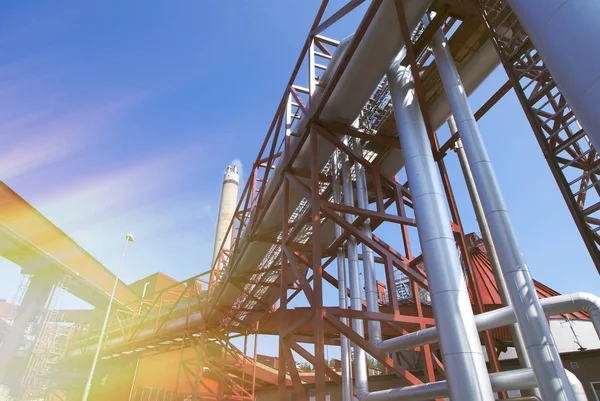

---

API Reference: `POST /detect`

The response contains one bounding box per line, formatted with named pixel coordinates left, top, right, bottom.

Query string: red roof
left=465, top=233, right=588, bottom=321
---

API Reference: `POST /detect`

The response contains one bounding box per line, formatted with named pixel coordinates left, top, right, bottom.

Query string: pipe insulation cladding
left=432, top=28, right=576, bottom=401
left=505, top=0, right=600, bottom=151
left=386, top=60, right=494, bottom=401
left=211, top=165, right=240, bottom=267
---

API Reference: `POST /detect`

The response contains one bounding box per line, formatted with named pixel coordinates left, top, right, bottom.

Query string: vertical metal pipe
left=353, top=139, right=382, bottom=343
left=504, top=0, right=600, bottom=152
left=332, top=150, right=354, bottom=401
left=386, top=60, right=494, bottom=401
left=432, top=29, right=575, bottom=401
left=452, top=118, right=540, bottom=399
left=565, top=369, right=589, bottom=401
left=341, top=140, right=369, bottom=395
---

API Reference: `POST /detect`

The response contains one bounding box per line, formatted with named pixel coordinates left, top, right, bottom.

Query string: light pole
left=82, top=233, right=134, bottom=401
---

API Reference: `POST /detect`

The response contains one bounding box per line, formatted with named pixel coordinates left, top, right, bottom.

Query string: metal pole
left=353, top=139, right=382, bottom=344
left=386, top=60, right=494, bottom=401
left=332, top=150, right=354, bottom=401
left=127, top=359, right=140, bottom=401
left=82, top=233, right=134, bottom=401
left=451, top=117, right=539, bottom=399
left=432, top=28, right=575, bottom=401
left=333, top=151, right=352, bottom=401
left=341, top=139, right=369, bottom=396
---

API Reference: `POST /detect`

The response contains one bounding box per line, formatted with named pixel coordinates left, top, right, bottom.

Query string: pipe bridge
left=62, top=1, right=600, bottom=400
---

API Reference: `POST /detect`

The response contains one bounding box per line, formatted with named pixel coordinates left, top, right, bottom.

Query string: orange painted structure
left=0, top=181, right=137, bottom=308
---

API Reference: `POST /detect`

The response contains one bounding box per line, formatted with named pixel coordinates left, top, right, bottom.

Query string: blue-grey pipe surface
left=341, top=142, right=369, bottom=395
left=332, top=150, right=353, bottom=401
left=432, top=29, right=575, bottom=401
left=506, top=0, right=600, bottom=152
left=387, top=60, right=494, bottom=401
left=354, top=139, right=382, bottom=344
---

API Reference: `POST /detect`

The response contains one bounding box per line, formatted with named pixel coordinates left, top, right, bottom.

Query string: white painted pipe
left=506, top=0, right=600, bottom=152
left=432, top=28, right=576, bottom=401
left=332, top=150, right=354, bottom=401
left=387, top=60, right=494, bottom=401
left=374, top=292, right=600, bottom=354
left=359, top=368, right=537, bottom=401
left=354, top=139, right=382, bottom=343
left=453, top=121, right=539, bottom=399
left=360, top=368, right=587, bottom=401
left=341, top=141, right=369, bottom=395
left=565, top=369, right=589, bottom=401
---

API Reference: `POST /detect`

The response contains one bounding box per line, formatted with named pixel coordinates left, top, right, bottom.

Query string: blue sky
left=0, top=0, right=598, bottom=318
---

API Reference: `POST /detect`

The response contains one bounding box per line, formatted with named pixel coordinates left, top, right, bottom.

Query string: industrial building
left=1, top=0, right=600, bottom=400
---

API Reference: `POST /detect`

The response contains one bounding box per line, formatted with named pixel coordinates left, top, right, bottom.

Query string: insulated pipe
left=386, top=61, right=494, bottom=401
left=565, top=370, right=589, bottom=401
left=341, top=141, right=369, bottom=395
left=374, top=292, right=600, bottom=354
left=452, top=120, right=534, bottom=367
left=211, top=165, right=240, bottom=267
left=359, top=368, right=538, bottom=401
left=432, top=29, right=576, bottom=401
left=505, top=0, right=600, bottom=152
left=353, top=139, right=382, bottom=343
left=332, top=150, right=353, bottom=401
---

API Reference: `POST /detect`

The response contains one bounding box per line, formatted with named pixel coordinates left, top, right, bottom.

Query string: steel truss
left=478, top=0, right=600, bottom=272
left=63, top=0, right=600, bottom=400
left=202, top=2, right=507, bottom=400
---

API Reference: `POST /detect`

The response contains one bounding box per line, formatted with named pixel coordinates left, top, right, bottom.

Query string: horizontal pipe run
left=373, top=292, right=600, bottom=354
left=358, top=365, right=588, bottom=401
left=358, top=368, right=537, bottom=401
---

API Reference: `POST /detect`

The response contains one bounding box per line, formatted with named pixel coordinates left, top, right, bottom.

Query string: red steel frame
left=476, top=0, right=600, bottom=273
left=203, top=1, right=506, bottom=400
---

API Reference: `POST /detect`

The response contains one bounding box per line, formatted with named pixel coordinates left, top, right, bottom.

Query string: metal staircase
left=478, top=0, right=600, bottom=273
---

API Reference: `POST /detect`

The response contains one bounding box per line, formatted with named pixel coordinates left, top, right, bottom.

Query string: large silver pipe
left=452, top=119, right=536, bottom=396
left=386, top=60, right=494, bottom=400
left=565, top=370, right=589, bottom=401
left=454, top=125, right=538, bottom=399
left=359, top=368, right=537, bottom=401
left=359, top=367, right=589, bottom=401
left=375, top=292, right=600, bottom=354
left=354, top=139, right=382, bottom=343
left=341, top=141, right=369, bottom=395
left=432, top=29, right=576, bottom=401
left=505, top=0, right=600, bottom=152
left=332, top=150, right=353, bottom=401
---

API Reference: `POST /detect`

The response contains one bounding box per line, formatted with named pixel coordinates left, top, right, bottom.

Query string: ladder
left=10, top=276, right=31, bottom=310
left=21, top=275, right=74, bottom=399
left=478, top=0, right=600, bottom=273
